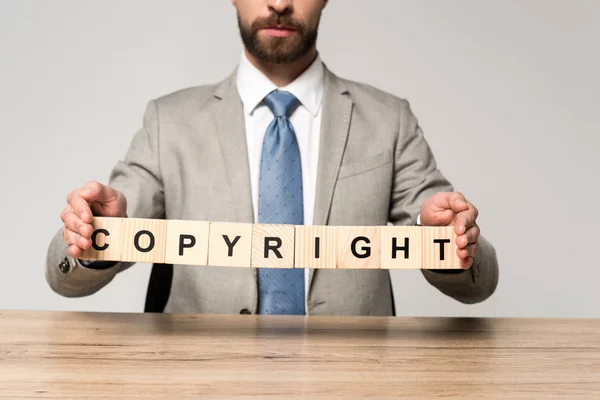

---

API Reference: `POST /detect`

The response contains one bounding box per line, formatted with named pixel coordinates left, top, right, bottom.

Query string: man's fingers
left=62, top=227, right=91, bottom=250
left=431, top=192, right=467, bottom=211
left=67, top=190, right=93, bottom=223
left=470, top=201, right=479, bottom=220
left=465, top=224, right=480, bottom=245
left=457, top=243, right=478, bottom=259
left=62, top=181, right=123, bottom=259
left=81, top=180, right=104, bottom=200
left=455, top=209, right=479, bottom=236
left=68, top=181, right=115, bottom=222
left=68, top=244, right=82, bottom=259
left=456, top=211, right=475, bottom=231
left=454, top=200, right=478, bottom=235
left=61, top=209, right=93, bottom=239
left=460, top=257, right=474, bottom=269
left=81, top=180, right=119, bottom=204
left=449, top=192, right=469, bottom=213
left=456, top=226, right=480, bottom=248
left=80, top=181, right=124, bottom=217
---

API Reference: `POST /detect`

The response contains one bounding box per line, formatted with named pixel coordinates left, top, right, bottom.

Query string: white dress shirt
left=236, top=51, right=324, bottom=311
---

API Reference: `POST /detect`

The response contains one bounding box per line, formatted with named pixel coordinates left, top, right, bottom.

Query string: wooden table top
left=1, top=310, right=599, bottom=399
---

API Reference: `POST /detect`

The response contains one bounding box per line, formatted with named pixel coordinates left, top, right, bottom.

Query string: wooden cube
left=251, top=224, right=295, bottom=269
left=337, top=226, right=380, bottom=269
left=422, top=226, right=462, bottom=269
left=79, top=217, right=125, bottom=262
left=208, top=222, right=253, bottom=267
left=164, top=220, right=210, bottom=266
left=294, top=226, right=337, bottom=269
left=120, top=218, right=168, bottom=264
left=380, top=226, right=423, bottom=269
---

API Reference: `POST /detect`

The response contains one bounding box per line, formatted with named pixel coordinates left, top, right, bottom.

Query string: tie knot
left=263, top=90, right=300, bottom=118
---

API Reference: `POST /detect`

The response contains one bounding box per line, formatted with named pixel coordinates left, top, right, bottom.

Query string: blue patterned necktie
left=257, top=90, right=305, bottom=315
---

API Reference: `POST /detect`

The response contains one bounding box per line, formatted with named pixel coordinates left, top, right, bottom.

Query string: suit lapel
left=309, top=67, right=354, bottom=290
left=313, top=67, right=353, bottom=225
left=212, top=71, right=255, bottom=224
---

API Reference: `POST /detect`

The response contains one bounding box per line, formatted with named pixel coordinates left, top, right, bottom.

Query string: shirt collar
left=236, top=51, right=324, bottom=117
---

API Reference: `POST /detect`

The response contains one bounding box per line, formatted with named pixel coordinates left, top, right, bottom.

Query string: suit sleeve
left=45, top=100, right=166, bottom=297
left=388, top=99, right=499, bottom=304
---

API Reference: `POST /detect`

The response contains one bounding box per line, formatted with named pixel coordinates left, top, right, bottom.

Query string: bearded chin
left=238, top=15, right=319, bottom=64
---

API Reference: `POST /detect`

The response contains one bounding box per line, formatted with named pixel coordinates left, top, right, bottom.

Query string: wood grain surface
left=0, top=310, right=599, bottom=399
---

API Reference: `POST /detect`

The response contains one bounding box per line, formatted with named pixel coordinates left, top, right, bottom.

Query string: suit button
left=240, top=309, right=252, bottom=315
left=59, top=257, right=70, bottom=274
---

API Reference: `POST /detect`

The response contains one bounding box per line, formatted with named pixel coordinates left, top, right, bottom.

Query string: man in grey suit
left=46, top=0, right=498, bottom=315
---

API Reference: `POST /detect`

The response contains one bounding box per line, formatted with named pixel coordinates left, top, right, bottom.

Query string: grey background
left=1, top=0, right=598, bottom=317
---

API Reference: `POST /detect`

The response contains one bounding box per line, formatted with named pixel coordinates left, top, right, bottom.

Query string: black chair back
left=144, top=263, right=173, bottom=313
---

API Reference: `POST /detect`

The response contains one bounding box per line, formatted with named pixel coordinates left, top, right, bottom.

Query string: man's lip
left=260, top=25, right=297, bottom=38
left=262, top=25, right=296, bottom=30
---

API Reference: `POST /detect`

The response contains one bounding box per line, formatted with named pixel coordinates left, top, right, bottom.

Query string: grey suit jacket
left=45, top=65, right=499, bottom=315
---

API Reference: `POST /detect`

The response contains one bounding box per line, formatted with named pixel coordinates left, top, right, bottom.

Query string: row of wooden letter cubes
left=79, top=217, right=464, bottom=270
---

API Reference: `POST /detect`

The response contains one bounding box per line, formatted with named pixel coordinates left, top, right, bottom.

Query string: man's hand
left=420, top=192, right=479, bottom=269
left=60, top=181, right=127, bottom=259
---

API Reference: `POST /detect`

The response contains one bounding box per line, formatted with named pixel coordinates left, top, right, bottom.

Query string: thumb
left=80, top=181, right=116, bottom=204
left=435, top=192, right=469, bottom=213
left=81, top=181, right=126, bottom=218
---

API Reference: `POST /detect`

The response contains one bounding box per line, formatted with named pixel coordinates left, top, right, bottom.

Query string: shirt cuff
left=77, top=259, right=119, bottom=270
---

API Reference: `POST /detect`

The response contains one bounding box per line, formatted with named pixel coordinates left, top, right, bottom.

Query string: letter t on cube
left=422, top=226, right=462, bottom=269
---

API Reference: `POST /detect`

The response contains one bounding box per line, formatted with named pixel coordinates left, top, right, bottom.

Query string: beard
left=237, top=12, right=319, bottom=64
